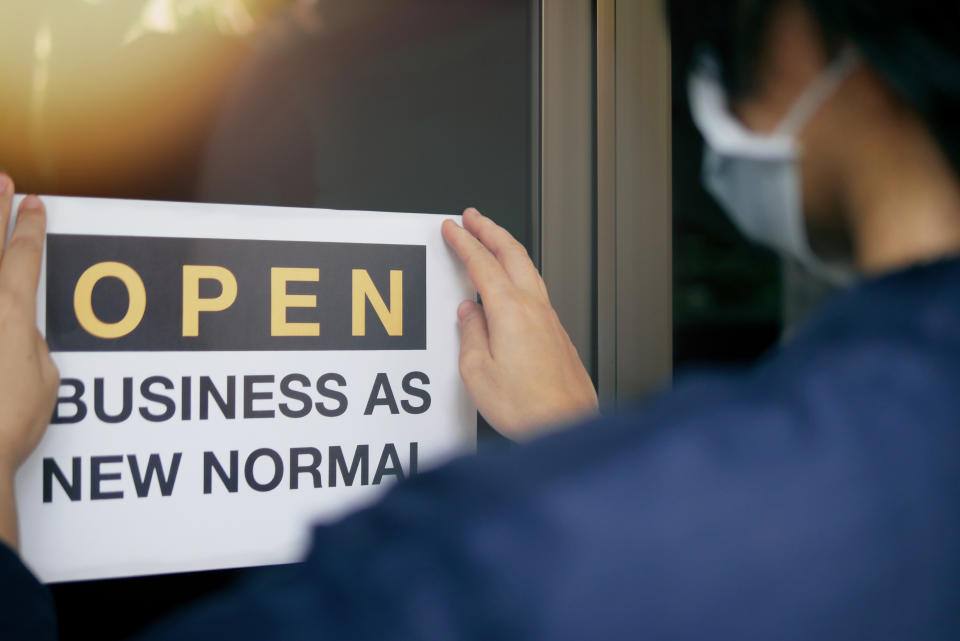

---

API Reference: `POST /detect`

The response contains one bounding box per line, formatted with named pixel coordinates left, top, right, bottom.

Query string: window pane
left=0, top=0, right=533, bottom=247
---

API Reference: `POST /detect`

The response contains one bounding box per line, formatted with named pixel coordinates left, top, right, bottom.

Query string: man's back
left=129, top=255, right=960, bottom=640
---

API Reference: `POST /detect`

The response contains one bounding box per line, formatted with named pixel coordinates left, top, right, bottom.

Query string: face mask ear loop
left=774, top=46, right=862, bottom=137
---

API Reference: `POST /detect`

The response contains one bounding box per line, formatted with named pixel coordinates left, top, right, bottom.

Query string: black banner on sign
left=46, top=234, right=426, bottom=351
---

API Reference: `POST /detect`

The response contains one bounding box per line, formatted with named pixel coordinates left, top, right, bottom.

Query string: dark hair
left=667, top=0, right=960, bottom=177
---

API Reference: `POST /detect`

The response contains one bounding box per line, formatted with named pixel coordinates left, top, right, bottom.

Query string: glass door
left=0, top=1, right=536, bottom=637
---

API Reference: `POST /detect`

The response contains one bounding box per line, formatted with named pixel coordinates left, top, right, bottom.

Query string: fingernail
left=22, top=194, right=41, bottom=209
left=464, top=207, right=480, bottom=218
left=0, top=175, right=8, bottom=193
left=457, top=300, right=477, bottom=322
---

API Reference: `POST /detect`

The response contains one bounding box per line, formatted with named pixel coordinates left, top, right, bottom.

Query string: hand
left=442, top=208, right=598, bottom=441
left=0, top=180, right=59, bottom=550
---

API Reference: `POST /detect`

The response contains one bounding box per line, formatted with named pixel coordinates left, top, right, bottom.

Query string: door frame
left=537, top=0, right=672, bottom=405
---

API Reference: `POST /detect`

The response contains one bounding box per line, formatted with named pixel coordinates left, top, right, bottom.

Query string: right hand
left=0, top=183, right=59, bottom=474
left=441, top=208, right=598, bottom=441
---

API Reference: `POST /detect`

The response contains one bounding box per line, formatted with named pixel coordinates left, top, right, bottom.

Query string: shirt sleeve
left=0, top=542, right=57, bottom=641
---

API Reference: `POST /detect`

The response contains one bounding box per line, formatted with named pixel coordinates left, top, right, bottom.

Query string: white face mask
left=688, top=47, right=861, bottom=285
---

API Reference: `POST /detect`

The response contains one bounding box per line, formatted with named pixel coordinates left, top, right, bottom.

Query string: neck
left=846, top=116, right=960, bottom=274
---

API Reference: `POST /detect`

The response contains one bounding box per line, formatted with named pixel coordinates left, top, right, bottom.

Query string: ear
left=733, top=0, right=832, bottom=133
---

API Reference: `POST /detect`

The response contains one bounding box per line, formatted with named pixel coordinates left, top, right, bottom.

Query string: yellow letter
left=182, top=265, right=238, bottom=337
left=271, top=267, right=320, bottom=336
left=352, top=269, right=402, bottom=336
left=73, top=262, right=147, bottom=339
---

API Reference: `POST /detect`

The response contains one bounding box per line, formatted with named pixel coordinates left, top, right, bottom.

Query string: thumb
left=457, top=300, right=491, bottom=379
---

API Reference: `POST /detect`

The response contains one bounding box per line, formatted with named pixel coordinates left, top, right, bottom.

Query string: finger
left=462, top=208, right=546, bottom=297
left=0, top=195, right=46, bottom=309
left=457, top=300, right=492, bottom=379
left=36, top=332, right=59, bottom=387
left=0, top=174, right=14, bottom=260
left=566, top=339, right=595, bottom=393
left=442, top=218, right=514, bottom=302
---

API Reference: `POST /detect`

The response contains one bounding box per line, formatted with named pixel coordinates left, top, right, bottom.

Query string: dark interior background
left=670, top=11, right=782, bottom=369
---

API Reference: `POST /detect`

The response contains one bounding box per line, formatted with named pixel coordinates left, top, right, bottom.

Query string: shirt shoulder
left=142, top=258, right=960, bottom=641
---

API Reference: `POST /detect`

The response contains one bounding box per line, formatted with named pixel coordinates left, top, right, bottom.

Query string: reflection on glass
left=0, top=0, right=532, bottom=246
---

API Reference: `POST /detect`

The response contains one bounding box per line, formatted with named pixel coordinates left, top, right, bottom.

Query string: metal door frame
left=537, top=0, right=672, bottom=405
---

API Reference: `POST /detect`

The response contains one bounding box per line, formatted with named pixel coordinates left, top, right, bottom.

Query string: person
left=3, top=0, right=960, bottom=638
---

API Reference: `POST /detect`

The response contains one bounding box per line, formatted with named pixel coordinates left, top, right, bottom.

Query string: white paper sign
left=13, top=196, right=476, bottom=583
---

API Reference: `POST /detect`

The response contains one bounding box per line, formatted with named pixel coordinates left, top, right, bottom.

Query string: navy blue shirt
left=5, top=256, right=960, bottom=639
